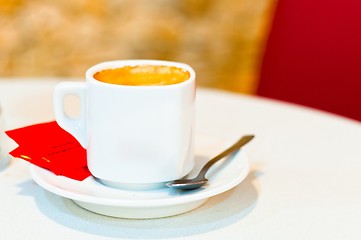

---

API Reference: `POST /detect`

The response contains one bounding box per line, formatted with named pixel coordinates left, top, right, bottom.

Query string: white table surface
left=1, top=79, right=361, bottom=240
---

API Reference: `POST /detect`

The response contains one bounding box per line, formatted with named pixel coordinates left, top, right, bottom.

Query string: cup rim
left=85, top=59, right=196, bottom=88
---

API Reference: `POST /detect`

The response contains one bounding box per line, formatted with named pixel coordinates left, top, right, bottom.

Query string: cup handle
left=54, top=82, right=87, bottom=148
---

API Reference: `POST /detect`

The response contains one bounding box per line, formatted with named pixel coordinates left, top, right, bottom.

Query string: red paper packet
left=5, top=121, right=91, bottom=181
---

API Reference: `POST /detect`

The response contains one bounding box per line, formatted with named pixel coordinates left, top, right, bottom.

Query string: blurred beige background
left=0, top=0, right=276, bottom=93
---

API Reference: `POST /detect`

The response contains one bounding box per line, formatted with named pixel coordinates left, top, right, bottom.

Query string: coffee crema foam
left=93, top=65, right=190, bottom=86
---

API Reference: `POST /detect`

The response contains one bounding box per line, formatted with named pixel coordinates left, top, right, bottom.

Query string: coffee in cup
left=94, top=65, right=190, bottom=86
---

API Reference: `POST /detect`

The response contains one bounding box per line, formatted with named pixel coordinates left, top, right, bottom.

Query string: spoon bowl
left=166, top=135, right=254, bottom=190
left=167, top=178, right=208, bottom=191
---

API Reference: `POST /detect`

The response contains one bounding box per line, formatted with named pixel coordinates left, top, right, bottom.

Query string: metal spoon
left=166, top=135, right=254, bottom=190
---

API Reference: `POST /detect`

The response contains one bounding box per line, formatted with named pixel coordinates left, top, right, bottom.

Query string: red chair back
left=257, top=0, right=361, bottom=121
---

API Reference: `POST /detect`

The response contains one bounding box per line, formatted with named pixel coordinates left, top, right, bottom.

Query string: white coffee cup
left=54, top=60, right=196, bottom=190
left=0, top=105, right=10, bottom=170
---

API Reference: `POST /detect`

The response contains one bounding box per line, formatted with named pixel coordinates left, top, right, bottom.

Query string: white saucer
left=30, top=150, right=249, bottom=219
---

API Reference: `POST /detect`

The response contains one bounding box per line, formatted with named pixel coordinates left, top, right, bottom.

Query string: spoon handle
left=197, top=135, right=254, bottom=180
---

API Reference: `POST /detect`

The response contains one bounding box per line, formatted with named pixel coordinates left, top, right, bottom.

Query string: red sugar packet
left=5, top=121, right=91, bottom=181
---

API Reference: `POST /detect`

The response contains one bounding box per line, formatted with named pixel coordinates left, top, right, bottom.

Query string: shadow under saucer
left=18, top=169, right=259, bottom=239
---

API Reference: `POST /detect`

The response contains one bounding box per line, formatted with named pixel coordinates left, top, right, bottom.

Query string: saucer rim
left=30, top=150, right=250, bottom=208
